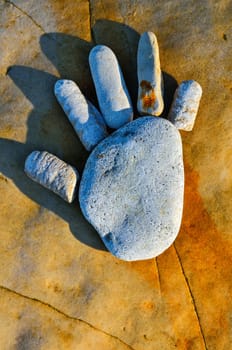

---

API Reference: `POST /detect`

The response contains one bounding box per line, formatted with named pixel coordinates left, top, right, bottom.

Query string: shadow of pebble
left=6, top=60, right=106, bottom=251
left=161, top=72, right=178, bottom=118
left=16, top=329, right=43, bottom=350
left=0, top=136, right=106, bottom=251
left=40, top=33, right=96, bottom=104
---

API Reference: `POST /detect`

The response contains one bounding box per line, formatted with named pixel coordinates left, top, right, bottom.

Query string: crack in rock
left=88, top=0, right=96, bottom=44
left=0, top=285, right=135, bottom=350
left=155, top=257, right=162, bottom=297
left=5, top=0, right=45, bottom=33
left=173, top=244, right=208, bottom=350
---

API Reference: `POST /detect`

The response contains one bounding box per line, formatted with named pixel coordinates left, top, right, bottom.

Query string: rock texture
left=0, top=0, right=232, bottom=349
left=80, top=117, right=184, bottom=261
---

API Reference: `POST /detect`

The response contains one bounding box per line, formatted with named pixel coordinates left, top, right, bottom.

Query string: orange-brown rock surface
left=0, top=0, right=231, bottom=349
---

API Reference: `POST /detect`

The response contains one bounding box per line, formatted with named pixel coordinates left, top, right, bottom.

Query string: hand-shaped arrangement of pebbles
left=25, top=32, right=202, bottom=261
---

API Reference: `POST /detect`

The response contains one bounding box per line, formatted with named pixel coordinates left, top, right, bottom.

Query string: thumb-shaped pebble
left=25, top=151, right=79, bottom=203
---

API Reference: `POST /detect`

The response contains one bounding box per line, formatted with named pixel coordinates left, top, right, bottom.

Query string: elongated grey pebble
left=137, top=32, right=164, bottom=116
left=25, top=151, right=79, bottom=203
left=54, top=80, right=108, bottom=151
left=89, top=45, right=133, bottom=129
left=168, top=80, right=202, bottom=131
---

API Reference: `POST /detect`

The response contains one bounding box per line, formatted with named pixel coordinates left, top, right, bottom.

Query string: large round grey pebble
left=89, top=45, right=133, bottom=129
left=79, top=117, right=184, bottom=261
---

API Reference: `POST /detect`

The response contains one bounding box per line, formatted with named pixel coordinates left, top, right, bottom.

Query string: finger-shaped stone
left=137, top=32, right=164, bottom=116
left=54, top=80, right=108, bottom=151
left=168, top=80, right=202, bottom=131
left=89, top=45, right=133, bottom=129
left=25, top=151, right=79, bottom=203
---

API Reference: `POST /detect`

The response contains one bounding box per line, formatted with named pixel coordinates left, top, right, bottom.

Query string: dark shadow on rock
left=40, top=33, right=96, bottom=105
left=0, top=137, right=106, bottom=251
left=8, top=65, right=88, bottom=170
left=7, top=65, right=106, bottom=251
left=161, top=72, right=178, bottom=118
left=92, top=19, right=140, bottom=113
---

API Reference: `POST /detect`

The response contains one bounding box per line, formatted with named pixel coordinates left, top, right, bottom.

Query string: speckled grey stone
left=25, top=151, right=79, bottom=203
left=54, top=79, right=108, bottom=151
left=79, top=117, right=184, bottom=261
left=137, top=32, right=164, bottom=116
left=89, top=45, right=133, bottom=129
left=168, top=80, right=202, bottom=131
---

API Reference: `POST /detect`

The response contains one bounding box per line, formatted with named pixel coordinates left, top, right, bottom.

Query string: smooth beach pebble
left=25, top=151, right=79, bottom=203
left=168, top=80, right=202, bottom=131
left=79, top=117, right=184, bottom=261
left=137, top=32, right=164, bottom=116
left=89, top=45, right=133, bottom=129
left=54, top=80, right=108, bottom=151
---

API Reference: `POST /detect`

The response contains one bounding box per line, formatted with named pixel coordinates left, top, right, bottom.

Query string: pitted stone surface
left=79, top=117, right=184, bottom=261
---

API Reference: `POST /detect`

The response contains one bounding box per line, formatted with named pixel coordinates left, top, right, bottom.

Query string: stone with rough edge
left=79, top=117, right=184, bottom=261
left=54, top=79, right=108, bottom=151
left=25, top=151, right=79, bottom=203
left=168, top=80, right=202, bottom=131
left=137, top=32, right=164, bottom=116
left=89, top=45, right=133, bottom=129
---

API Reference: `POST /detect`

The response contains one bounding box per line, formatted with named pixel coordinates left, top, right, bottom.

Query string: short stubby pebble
left=79, top=117, right=184, bottom=261
left=25, top=151, right=79, bottom=203
left=137, top=32, right=164, bottom=116
left=89, top=45, right=133, bottom=129
left=54, top=79, right=108, bottom=151
left=168, top=80, right=202, bottom=131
